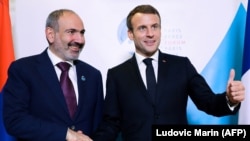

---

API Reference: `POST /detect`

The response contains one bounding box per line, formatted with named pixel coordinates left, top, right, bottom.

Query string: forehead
left=131, top=13, right=160, bottom=26
left=58, top=12, right=84, bottom=30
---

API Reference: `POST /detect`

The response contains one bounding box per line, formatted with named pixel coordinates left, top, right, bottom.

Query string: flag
left=0, top=0, right=16, bottom=140
left=187, top=3, right=245, bottom=124
left=238, top=1, right=250, bottom=125
left=0, top=0, right=15, bottom=90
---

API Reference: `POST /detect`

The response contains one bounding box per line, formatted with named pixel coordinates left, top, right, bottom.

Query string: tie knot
left=56, top=62, right=71, bottom=72
left=143, top=58, right=153, bottom=66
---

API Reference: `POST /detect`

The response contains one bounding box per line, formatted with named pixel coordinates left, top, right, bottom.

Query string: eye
left=80, top=29, right=85, bottom=35
left=152, top=24, right=160, bottom=30
left=138, top=26, right=146, bottom=32
left=66, top=29, right=77, bottom=35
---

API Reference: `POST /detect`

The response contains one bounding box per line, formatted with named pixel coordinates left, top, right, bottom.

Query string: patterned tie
left=57, top=62, right=77, bottom=119
left=143, top=58, right=157, bottom=103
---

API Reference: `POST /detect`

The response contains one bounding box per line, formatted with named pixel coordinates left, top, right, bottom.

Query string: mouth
left=69, top=46, right=81, bottom=52
left=145, top=40, right=155, bottom=46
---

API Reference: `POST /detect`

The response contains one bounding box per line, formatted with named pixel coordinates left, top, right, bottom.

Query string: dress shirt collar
left=47, top=48, right=74, bottom=66
left=135, top=50, right=159, bottom=65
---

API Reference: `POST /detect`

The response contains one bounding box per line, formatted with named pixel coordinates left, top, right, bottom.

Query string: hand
left=226, top=69, right=245, bottom=105
left=66, top=128, right=93, bottom=141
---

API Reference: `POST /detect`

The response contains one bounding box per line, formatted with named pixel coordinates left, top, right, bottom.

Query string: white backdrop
left=10, top=0, right=248, bottom=124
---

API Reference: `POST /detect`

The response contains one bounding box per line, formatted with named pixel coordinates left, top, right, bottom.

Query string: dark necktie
left=143, top=58, right=157, bottom=102
left=57, top=62, right=77, bottom=119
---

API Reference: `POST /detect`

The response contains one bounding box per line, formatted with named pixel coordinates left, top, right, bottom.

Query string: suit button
left=70, top=125, right=75, bottom=130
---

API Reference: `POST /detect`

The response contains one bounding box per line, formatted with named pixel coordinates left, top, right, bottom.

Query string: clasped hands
left=66, top=128, right=93, bottom=141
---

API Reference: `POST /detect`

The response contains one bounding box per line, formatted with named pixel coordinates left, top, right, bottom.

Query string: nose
left=146, top=28, right=154, bottom=37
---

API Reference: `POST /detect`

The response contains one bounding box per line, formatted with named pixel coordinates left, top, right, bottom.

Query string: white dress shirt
left=135, top=50, right=159, bottom=88
left=47, top=48, right=79, bottom=104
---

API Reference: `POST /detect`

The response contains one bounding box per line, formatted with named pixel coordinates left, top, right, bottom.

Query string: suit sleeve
left=93, top=69, right=120, bottom=141
left=185, top=58, right=240, bottom=116
left=91, top=70, right=105, bottom=134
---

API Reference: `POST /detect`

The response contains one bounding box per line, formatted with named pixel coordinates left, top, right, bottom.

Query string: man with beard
left=3, top=9, right=103, bottom=141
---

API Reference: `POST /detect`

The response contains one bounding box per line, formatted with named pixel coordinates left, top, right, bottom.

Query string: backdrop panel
left=11, top=0, right=248, bottom=124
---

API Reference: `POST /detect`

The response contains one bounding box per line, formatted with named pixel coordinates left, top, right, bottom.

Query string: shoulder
left=74, top=60, right=101, bottom=74
left=109, top=57, right=134, bottom=72
left=11, top=49, right=48, bottom=67
left=160, top=51, right=190, bottom=63
left=10, top=54, right=42, bottom=69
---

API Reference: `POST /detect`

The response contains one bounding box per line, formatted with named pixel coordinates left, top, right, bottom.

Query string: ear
left=127, top=30, right=134, bottom=40
left=45, top=27, right=55, bottom=44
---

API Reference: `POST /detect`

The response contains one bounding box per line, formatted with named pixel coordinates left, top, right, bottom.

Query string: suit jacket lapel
left=74, top=60, right=87, bottom=118
left=130, top=55, right=154, bottom=105
left=156, top=51, right=170, bottom=104
left=36, top=49, right=69, bottom=116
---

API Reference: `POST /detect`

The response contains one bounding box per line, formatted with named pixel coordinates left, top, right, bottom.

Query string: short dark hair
left=126, top=4, right=161, bottom=31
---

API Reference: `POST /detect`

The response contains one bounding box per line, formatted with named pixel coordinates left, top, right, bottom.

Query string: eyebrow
left=65, top=29, right=85, bottom=34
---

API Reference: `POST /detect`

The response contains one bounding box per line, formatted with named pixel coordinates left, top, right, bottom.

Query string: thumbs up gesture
left=226, top=69, right=245, bottom=105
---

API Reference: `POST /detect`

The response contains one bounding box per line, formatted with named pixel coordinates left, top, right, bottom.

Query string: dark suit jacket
left=93, top=50, right=240, bottom=141
left=3, top=49, right=104, bottom=141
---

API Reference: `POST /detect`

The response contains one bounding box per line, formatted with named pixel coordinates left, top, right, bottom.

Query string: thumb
left=228, top=69, right=235, bottom=83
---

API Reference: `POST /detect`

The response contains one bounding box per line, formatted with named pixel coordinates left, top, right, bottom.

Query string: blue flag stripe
left=242, top=2, right=250, bottom=75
